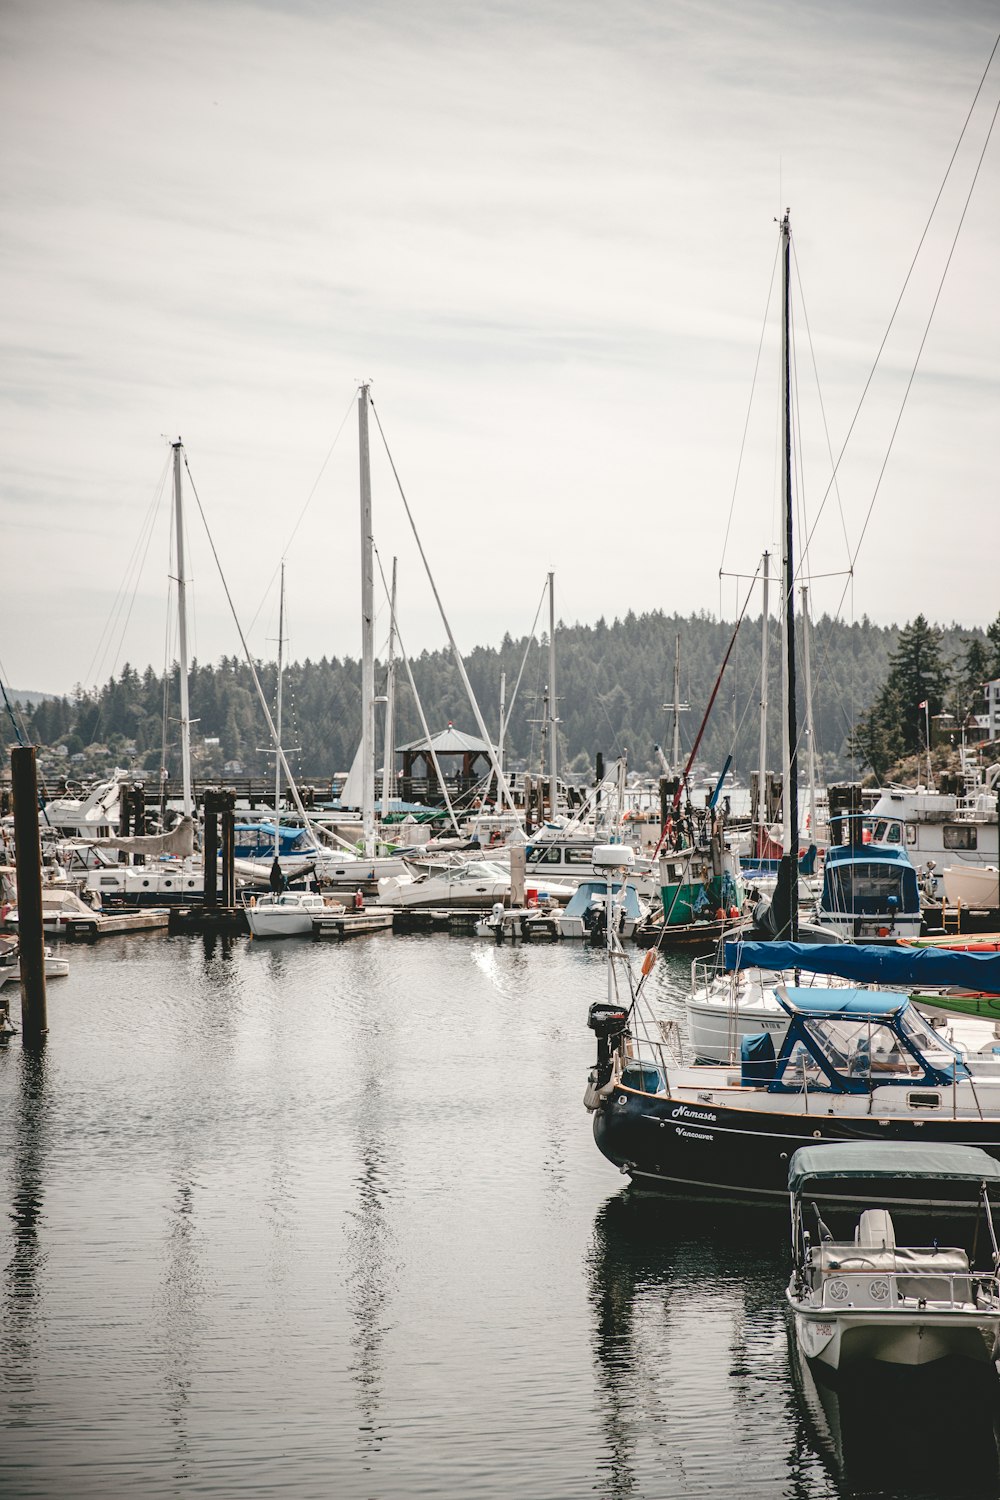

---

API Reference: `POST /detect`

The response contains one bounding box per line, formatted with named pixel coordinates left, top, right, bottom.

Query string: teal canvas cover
left=788, top=1142, right=1000, bottom=1193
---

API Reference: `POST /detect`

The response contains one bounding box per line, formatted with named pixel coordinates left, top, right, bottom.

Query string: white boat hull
left=793, top=1304, right=999, bottom=1370
left=943, top=865, right=1000, bottom=909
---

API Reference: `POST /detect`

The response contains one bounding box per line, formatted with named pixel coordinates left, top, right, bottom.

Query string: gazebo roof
left=397, top=725, right=496, bottom=756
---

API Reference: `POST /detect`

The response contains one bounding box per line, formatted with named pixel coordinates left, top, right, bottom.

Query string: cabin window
left=531, top=848, right=562, bottom=865
left=906, top=825, right=917, bottom=846
left=564, top=849, right=593, bottom=865
left=943, top=825, right=977, bottom=850
left=100, top=876, right=119, bottom=886
left=907, top=1091, right=940, bottom=1109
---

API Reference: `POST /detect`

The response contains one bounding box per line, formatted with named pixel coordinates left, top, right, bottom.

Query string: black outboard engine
left=588, top=1001, right=630, bottom=1089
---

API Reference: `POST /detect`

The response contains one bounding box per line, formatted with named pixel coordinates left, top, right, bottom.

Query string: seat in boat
left=856, top=1208, right=896, bottom=1250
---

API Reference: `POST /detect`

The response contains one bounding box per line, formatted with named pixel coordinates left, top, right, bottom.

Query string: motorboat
left=816, top=843, right=922, bottom=942
left=557, top=879, right=650, bottom=940
left=377, top=859, right=572, bottom=910
left=245, top=890, right=335, bottom=937
left=0, top=944, right=70, bottom=986
left=787, top=1142, right=1000, bottom=1371
left=868, top=752, right=1000, bottom=901
left=584, top=951, right=1000, bottom=1199
left=5, top=886, right=99, bottom=934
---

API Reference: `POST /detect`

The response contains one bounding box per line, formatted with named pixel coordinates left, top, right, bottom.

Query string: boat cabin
left=741, top=989, right=969, bottom=1094
left=817, top=844, right=921, bottom=939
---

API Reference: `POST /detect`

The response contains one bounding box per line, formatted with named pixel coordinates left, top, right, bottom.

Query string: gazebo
left=397, top=725, right=497, bottom=804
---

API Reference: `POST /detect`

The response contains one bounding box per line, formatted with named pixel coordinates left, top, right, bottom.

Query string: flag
left=918, top=700, right=928, bottom=709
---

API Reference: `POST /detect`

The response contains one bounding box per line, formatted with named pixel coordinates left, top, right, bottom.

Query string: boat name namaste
left=671, top=1104, right=718, bottom=1124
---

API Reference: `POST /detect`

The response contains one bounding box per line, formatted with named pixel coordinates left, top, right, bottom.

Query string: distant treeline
left=7, top=609, right=998, bottom=785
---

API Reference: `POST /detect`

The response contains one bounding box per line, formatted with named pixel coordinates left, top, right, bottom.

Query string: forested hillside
left=7, top=609, right=997, bottom=786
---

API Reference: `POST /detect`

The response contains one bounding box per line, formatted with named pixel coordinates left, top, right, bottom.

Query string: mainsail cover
left=723, top=940, right=1000, bottom=995
left=88, top=815, right=196, bottom=859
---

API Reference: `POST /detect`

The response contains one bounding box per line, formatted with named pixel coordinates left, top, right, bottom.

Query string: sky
left=3, top=0, right=999, bottom=696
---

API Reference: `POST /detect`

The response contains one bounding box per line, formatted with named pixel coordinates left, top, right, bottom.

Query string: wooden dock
left=64, top=907, right=172, bottom=942
left=312, top=910, right=394, bottom=940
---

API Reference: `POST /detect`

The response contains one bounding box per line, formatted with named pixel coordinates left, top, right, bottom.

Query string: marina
left=5, top=933, right=1000, bottom=1500
left=4, top=4, right=1000, bottom=1496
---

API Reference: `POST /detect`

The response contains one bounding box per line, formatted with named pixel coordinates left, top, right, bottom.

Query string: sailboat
left=581, top=214, right=1000, bottom=1198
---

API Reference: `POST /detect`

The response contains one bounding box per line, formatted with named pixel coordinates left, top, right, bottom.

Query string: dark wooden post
left=220, top=790, right=236, bottom=908
left=203, top=790, right=219, bottom=909
left=11, top=747, right=47, bottom=1042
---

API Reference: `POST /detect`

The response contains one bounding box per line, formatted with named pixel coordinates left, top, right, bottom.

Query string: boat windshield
left=793, top=1011, right=963, bottom=1086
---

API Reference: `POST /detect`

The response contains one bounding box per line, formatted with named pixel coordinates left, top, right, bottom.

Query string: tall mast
left=359, top=384, right=376, bottom=858
left=171, top=439, right=192, bottom=820
left=779, top=210, right=800, bottom=941
left=800, top=581, right=818, bottom=841
left=548, top=569, right=558, bottom=818
left=380, top=557, right=397, bottom=820
left=671, top=634, right=682, bottom=771
left=497, top=669, right=507, bottom=787
left=273, top=560, right=285, bottom=857
left=757, top=551, right=770, bottom=841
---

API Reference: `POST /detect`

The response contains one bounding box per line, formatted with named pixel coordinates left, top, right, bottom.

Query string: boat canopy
left=788, top=1142, right=1000, bottom=1194
left=563, top=881, right=643, bottom=920
left=724, top=941, right=1000, bottom=994
left=779, top=986, right=907, bottom=1017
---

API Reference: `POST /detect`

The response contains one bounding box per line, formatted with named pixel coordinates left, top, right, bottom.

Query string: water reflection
left=1, top=1047, right=50, bottom=1400
left=791, top=1341, right=1000, bottom=1499
left=343, top=992, right=398, bottom=1463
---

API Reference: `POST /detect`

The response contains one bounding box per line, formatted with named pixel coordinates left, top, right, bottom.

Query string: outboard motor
left=588, top=1001, right=630, bottom=1089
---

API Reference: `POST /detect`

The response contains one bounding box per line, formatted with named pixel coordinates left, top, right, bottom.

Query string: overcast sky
left=3, top=0, right=998, bottom=696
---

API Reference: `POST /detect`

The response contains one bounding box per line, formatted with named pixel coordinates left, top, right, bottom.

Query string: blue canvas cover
left=723, top=941, right=1000, bottom=994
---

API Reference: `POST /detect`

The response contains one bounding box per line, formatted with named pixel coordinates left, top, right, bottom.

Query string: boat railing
left=807, top=1244, right=997, bottom=1309
left=622, top=1028, right=677, bottom=1093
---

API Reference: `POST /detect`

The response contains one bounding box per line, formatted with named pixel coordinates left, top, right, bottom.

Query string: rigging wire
left=246, top=391, right=358, bottom=639
left=718, top=241, right=781, bottom=591
left=799, top=25, right=1000, bottom=563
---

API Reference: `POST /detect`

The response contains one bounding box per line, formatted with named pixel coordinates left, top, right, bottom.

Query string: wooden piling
left=10, top=746, right=47, bottom=1042
left=203, top=793, right=219, bottom=909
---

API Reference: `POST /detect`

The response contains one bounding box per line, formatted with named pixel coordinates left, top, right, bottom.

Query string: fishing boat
left=868, top=750, right=1000, bottom=901
left=787, top=1142, right=1000, bottom=1371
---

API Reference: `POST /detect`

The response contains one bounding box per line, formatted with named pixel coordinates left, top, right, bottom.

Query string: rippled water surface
left=2, top=932, right=999, bottom=1498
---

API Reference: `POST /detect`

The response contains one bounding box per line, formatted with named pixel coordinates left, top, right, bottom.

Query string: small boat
left=787, top=1142, right=1000, bottom=1371
left=943, top=864, right=1000, bottom=910
left=0, top=946, right=71, bottom=986
left=556, top=879, right=650, bottom=940
left=245, top=890, right=334, bottom=937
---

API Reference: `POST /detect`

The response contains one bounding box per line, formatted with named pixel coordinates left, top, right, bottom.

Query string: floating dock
left=312, top=910, right=395, bottom=940
left=64, top=907, right=172, bottom=942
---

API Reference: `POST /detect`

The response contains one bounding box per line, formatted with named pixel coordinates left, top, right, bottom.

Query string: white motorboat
left=245, top=890, right=335, bottom=937
left=5, top=886, right=99, bottom=935
left=378, top=859, right=572, bottom=910
left=787, top=1142, right=1000, bottom=1371
left=0, top=946, right=70, bottom=986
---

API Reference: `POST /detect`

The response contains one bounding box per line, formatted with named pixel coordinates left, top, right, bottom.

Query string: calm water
left=2, top=932, right=999, bottom=1499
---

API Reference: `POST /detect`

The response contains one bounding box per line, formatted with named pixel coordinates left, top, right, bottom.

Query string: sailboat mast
left=381, top=557, right=397, bottom=821
left=800, top=581, right=818, bottom=842
left=359, top=384, right=377, bottom=858
left=498, top=670, right=506, bottom=787
left=548, top=570, right=558, bottom=818
left=671, top=634, right=682, bottom=771
left=779, top=210, right=800, bottom=938
left=757, top=551, right=770, bottom=840
left=274, top=560, right=285, bottom=857
left=171, top=440, right=193, bottom=820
